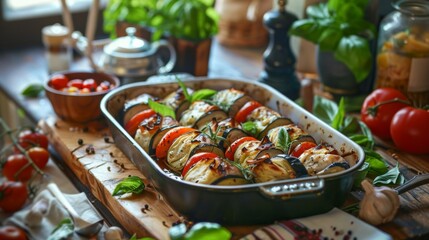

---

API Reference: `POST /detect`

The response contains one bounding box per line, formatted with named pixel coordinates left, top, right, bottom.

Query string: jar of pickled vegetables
left=375, top=0, right=429, bottom=108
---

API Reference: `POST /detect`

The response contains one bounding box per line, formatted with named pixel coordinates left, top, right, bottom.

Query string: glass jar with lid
left=375, top=0, right=429, bottom=108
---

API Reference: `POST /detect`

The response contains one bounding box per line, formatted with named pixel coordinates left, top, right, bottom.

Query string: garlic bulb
left=359, top=179, right=400, bottom=225
left=104, top=226, right=124, bottom=240
left=24, top=198, right=49, bottom=227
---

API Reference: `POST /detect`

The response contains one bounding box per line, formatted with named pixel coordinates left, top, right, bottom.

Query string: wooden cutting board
left=39, top=116, right=258, bottom=239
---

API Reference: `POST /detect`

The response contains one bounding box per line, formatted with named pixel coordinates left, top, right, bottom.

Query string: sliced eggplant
left=193, top=110, right=228, bottom=130
left=161, top=87, right=193, bottom=110
left=257, top=117, right=293, bottom=139
left=135, top=115, right=178, bottom=153
left=179, top=101, right=220, bottom=127
left=317, top=161, right=350, bottom=175
left=124, top=93, right=154, bottom=110
left=189, top=143, right=225, bottom=158
left=219, top=128, right=248, bottom=150
left=211, top=175, right=249, bottom=185
left=255, top=148, right=284, bottom=159
left=175, top=100, right=191, bottom=119
left=122, top=103, right=151, bottom=126
left=148, top=125, right=179, bottom=156
left=227, top=95, right=253, bottom=117
left=288, top=135, right=317, bottom=155
left=275, top=154, right=308, bottom=177
left=212, top=88, right=250, bottom=116
left=250, top=154, right=308, bottom=183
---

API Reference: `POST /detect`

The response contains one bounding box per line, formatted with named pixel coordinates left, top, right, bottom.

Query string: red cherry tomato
left=235, top=101, right=262, bottom=123
left=27, top=147, right=50, bottom=169
left=182, top=152, right=219, bottom=177
left=2, top=154, right=33, bottom=182
left=225, top=136, right=258, bottom=160
left=0, top=226, right=27, bottom=240
left=156, top=127, right=195, bottom=159
left=390, top=107, right=429, bottom=154
left=0, top=181, right=28, bottom=213
left=17, top=130, right=49, bottom=150
left=361, top=88, right=409, bottom=140
left=290, top=141, right=317, bottom=158
left=124, top=109, right=157, bottom=136
left=67, top=79, right=83, bottom=89
left=50, top=74, right=69, bottom=90
left=99, top=81, right=111, bottom=90
left=82, top=79, right=97, bottom=91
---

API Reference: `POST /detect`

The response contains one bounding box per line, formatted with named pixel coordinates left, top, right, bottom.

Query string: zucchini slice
left=193, top=110, right=228, bottom=130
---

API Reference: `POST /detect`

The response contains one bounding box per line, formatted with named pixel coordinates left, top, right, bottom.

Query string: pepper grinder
left=259, top=0, right=300, bottom=100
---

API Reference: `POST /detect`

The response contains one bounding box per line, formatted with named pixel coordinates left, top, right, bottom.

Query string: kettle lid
left=104, top=27, right=150, bottom=55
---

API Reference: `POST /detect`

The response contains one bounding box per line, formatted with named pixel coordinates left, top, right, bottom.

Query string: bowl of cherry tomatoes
left=44, top=71, right=120, bottom=123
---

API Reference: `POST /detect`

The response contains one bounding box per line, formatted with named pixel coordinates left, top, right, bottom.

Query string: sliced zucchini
left=211, top=175, right=249, bottom=185
left=193, top=110, right=228, bottom=130
left=317, top=161, right=350, bottom=175
left=121, top=103, right=151, bottom=126
left=212, top=88, right=248, bottom=114
left=255, top=148, right=284, bottom=159
left=288, top=135, right=317, bottom=154
left=179, top=101, right=220, bottom=127
left=189, top=143, right=225, bottom=158
left=175, top=100, right=190, bottom=119
left=219, top=128, right=248, bottom=150
left=167, top=131, right=203, bottom=173
left=257, top=117, right=293, bottom=139
left=148, top=125, right=179, bottom=156
left=227, top=95, right=253, bottom=118
left=275, top=154, right=308, bottom=178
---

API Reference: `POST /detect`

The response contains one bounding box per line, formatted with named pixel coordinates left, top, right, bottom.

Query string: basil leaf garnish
left=112, top=176, right=145, bottom=196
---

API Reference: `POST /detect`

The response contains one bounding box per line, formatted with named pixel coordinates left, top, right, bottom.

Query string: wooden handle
left=47, top=183, right=79, bottom=218
left=60, top=0, right=74, bottom=36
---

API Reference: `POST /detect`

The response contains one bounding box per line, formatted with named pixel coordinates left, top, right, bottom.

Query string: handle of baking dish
left=259, top=178, right=325, bottom=199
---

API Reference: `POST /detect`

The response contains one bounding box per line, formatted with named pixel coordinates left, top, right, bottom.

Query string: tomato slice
left=235, top=101, right=262, bottom=123
left=155, top=126, right=196, bottom=159
left=124, top=109, right=156, bottom=136
left=182, top=152, right=219, bottom=177
left=225, top=136, right=257, bottom=160
left=290, top=141, right=317, bottom=158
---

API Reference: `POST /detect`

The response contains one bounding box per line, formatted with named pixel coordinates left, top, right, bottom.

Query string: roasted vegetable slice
left=299, top=143, right=347, bottom=175
left=134, top=115, right=178, bottom=152
left=179, top=101, right=221, bottom=127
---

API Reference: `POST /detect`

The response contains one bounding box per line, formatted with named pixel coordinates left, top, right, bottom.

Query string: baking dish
left=100, top=77, right=365, bottom=225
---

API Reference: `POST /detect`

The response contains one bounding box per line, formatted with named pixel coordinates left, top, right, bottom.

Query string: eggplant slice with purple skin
left=179, top=100, right=222, bottom=127
left=248, top=154, right=308, bottom=183
left=211, top=88, right=253, bottom=117
left=120, top=93, right=155, bottom=125
left=193, top=110, right=229, bottom=131
left=183, top=155, right=248, bottom=185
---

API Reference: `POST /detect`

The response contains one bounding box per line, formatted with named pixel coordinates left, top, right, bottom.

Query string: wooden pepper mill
left=259, top=0, right=300, bottom=100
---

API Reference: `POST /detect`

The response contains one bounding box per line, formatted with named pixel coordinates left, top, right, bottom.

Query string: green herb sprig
left=177, top=77, right=216, bottom=103
left=148, top=99, right=176, bottom=119
left=112, top=176, right=145, bottom=197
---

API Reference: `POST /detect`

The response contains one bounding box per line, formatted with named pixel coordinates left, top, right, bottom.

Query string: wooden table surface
left=1, top=40, right=429, bottom=239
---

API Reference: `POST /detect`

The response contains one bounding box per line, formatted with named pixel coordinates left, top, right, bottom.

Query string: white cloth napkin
left=4, top=189, right=105, bottom=240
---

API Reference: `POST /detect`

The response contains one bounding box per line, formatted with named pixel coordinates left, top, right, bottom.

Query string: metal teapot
left=61, top=0, right=175, bottom=78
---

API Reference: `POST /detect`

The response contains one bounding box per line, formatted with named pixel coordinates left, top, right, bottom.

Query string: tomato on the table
left=50, top=74, right=69, bottom=90
left=390, top=107, right=429, bottom=154
left=124, top=109, right=157, bottom=136
left=82, top=78, right=97, bottom=91
left=290, top=141, right=317, bottom=158
left=235, top=101, right=262, bottom=123
left=0, top=181, right=28, bottom=213
left=0, top=226, right=27, bottom=240
left=182, top=152, right=219, bottom=177
left=155, top=127, right=195, bottom=159
left=225, top=136, right=257, bottom=160
left=2, top=154, right=33, bottom=182
left=361, top=88, right=409, bottom=140
left=17, top=130, right=49, bottom=150
left=27, top=147, right=50, bottom=169
left=67, top=79, right=83, bottom=89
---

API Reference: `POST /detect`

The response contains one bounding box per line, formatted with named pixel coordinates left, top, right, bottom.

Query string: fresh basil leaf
left=48, top=218, right=74, bottom=240
left=112, top=176, right=145, bottom=196
left=341, top=116, right=360, bottom=135
left=334, top=35, right=372, bottom=82
left=307, top=3, right=330, bottom=19
left=373, top=163, right=405, bottom=186
left=241, top=121, right=258, bottom=136
left=288, top=19, right=323, bottom=44
left=148, top=99, right=176, bottom=119
left=275, top=127, right=290, bottom=153
left=337, top=3, right=364, bottom=21
left=365, top=149, right=388, bottom=177
left=349, top=134, right=372, bottom=148
left=176, top=77, right=191, bottom=102
left=22, top=83, right=44, bottom=98
left=353, top=161, right=369, bottom=188
left=331, top=97, right=345, bottom=130
left=190, top=89, right=216, bottom=103
left=358, top=121, right=375, bottom=149
left=312, top=96, right=338, bottom=124
left=185, top=222, right=231, bottom=240
left=318, top=28, right=343, bottom=51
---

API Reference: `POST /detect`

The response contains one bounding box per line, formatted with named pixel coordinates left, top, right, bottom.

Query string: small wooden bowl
left=44, top=71, right=120, bottom=123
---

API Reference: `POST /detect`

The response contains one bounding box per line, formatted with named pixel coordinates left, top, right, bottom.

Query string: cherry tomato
left=0, top=226, right=27, bottom=240
left=361, top=88, right=409, bottom=140
left=390, top=107, right=429, bottom=154
left=17, top=130, right=49, bottom=150
left=50, top=74, right=69, bottom=90
left=67, top=79, right=83, bottom=89
left=182, top=152, right=219, bottom=177
left=0, top=181, right=28, bottom=213
left=235, top=101, right=262, bottom=123
left=225, top=136, right=258, bottom=160
left=2, top=154, right=33, bottom=182
left=156, top=127, right=196, bottom=159
left=27, top=147, right=50, bottom=169
left=99, top=81, right=111, bottom=90
left=124, top=109, right=157, bottom=136
left=83, top=79, right=97, bottom=91
left=290, top=141, right=317, bottom=158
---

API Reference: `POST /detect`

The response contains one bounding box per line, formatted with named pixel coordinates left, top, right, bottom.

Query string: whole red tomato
left=2, top=154, right=33, bottom=182
left=0, top=181, right=28, bottom=213
left=390, top=107, right=429, bottom=154
left=17, top=130, right=49, bottom=150
left=0, top=226, right=27, bottom=240
left=361, top=88, right=409, bottom=140
left=27, top=147, right=50, bottom=169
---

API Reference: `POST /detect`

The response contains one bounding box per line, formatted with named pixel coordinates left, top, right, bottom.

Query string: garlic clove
left=24, top=198, right=49, bottom=227
left=104, top=226, right=124, bottom=240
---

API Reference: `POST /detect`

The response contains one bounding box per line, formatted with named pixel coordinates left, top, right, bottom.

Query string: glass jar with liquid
left=375, top=0, right=429, bottom=108
left=42, top=24, right=72, bottom=74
